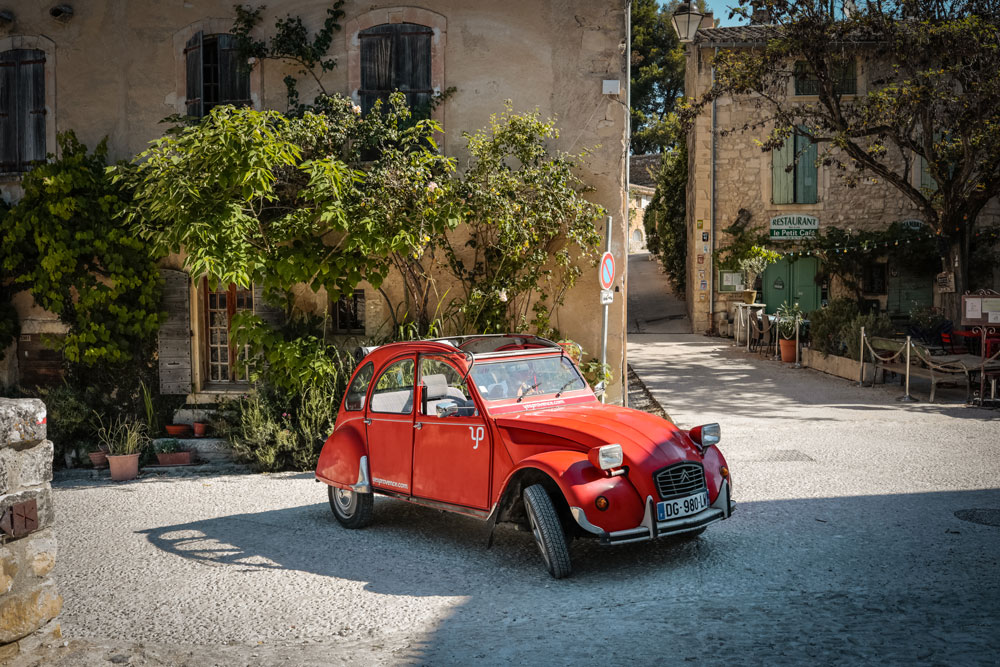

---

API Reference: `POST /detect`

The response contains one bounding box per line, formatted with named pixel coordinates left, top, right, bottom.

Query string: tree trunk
left=939, top=233, right=970, bottom=324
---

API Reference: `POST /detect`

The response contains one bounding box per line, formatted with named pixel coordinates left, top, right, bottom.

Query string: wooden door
left=203, top=281, right=253, bottom=383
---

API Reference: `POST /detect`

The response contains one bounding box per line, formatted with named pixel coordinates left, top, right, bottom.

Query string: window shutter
left=397, top=26, right=431, bottom=109
left=772, top=139, right=794, bottom=204
left=217, top=34, right=250, bottom=107
left=158, top=270, right=193, bottom=395
left=919, top=156, right=936, bottom=191
left=0, top=51, right=16, bottom=172
left=795, top=132, right=818, bottom=204
left=19, top=50, right=46, bottom=170
left=360, top=30, right=393, bottom=113
left=252, top=284, right=284, bottom=328
left=185, top=32, right=203, bottom=117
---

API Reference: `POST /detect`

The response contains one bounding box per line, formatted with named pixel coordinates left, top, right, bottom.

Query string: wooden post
left=899, top=335, right=917, bottom=402
left=794, top=318, right=802, bottom=369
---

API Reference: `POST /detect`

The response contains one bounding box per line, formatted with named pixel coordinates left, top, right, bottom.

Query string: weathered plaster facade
left=683, top=22, right=999, bottom=332
left=1, top=1, right=630, bottom=402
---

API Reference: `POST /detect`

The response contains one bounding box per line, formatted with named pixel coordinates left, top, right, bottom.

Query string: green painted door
left=887, top=264, right=933, bottom=316
left=762, top=257, right=820, bottom=314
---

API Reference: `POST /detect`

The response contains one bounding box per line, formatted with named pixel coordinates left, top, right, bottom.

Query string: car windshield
left=470, top=356, right=587, bottom=401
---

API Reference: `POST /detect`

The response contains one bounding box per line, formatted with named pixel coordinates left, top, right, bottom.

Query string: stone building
left=681, top=20, right=1000, bottom=332
left=628, top=153, right=659, bottom=252
left=0, top=1, right=631, bottom=402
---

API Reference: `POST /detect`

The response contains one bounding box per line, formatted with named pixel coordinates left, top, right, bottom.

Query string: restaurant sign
left=769, top=214, right=819, bottom=239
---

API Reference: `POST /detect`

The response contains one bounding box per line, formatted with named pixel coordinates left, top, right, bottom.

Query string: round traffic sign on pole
left=599, top=251, right=615, bottom=290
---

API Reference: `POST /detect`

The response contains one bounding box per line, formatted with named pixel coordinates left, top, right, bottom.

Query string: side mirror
left=435, top=400, right=460, bottom=418
left=592, top=381, right=606, bottom=398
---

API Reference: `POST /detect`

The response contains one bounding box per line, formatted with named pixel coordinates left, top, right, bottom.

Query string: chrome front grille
left=655, top=462, right=706, bottom=500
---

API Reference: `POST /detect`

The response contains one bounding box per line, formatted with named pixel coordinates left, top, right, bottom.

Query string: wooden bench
left=867, top=337, right=970, bottom=402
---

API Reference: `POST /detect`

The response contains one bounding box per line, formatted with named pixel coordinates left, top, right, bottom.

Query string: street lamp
left=671, top=2, right=705, bottom=43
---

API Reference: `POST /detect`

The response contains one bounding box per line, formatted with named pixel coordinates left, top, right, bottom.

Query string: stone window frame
left=345, top=7, right=447, bottom=136
left=172, top=18, right=263, bottom=117
left=0, top=35, right=56, bottom=185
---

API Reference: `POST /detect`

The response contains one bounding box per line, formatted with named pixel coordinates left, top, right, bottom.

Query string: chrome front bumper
left=571, top=479, right=734, bottom=545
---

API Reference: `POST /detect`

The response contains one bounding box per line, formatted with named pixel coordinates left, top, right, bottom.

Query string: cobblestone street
left=15, top=334, right=1000, bottom=666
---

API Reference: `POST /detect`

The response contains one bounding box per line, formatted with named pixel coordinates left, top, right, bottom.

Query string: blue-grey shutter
left=919, top=155, right=936, bottom=191
left=252, top=283, right=284, bottom=328
left=158, top=270, right=193, bottom=395
left=19, top=50, right=46, bottom=170
left=218, top=34, right=250, bottom=107
left=772, top=139, right=794, bottom=204
left=185, top=32, right=203, bottom=117
left=0, top=51, right=16, bottom=172
left=397, top=24, right=432, bottom=110
left=795, top=132, right=818, bottom=204
left=360, top=27, right=393, bottom=113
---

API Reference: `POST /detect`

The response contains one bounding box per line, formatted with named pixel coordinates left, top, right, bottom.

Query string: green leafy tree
left=685, top=0, right=1000, bottom=320
left=644, top=139, right=688, bottom=295
left=1, top=133, right=163, bottom=366
left=442, top=106, right=605, bottom=336
left=630, top=0, right=703, bottom=153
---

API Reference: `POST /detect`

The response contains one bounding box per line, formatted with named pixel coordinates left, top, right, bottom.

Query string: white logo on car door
left=469, top=426, right=485, bottom=449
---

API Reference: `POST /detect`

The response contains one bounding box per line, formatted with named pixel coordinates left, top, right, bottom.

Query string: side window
left=0, top=49, right=46, bottom=173
left=185, top=32, right=251, bottom=118
left=344, top=362, right=374, bottom=411
left=420, top=358, right=475, bottom=417
left=370, top=358, right=414, bottom=414
left=359, top=22, right=432, bottom=113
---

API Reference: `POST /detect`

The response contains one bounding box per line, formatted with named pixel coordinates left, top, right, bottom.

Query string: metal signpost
left=599, top=217, right=614, bottom=403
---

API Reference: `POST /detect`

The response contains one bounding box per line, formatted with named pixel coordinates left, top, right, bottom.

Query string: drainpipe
left=623, top=0, right=632, bottom=406
left=709, top=46, right=718, bottom=333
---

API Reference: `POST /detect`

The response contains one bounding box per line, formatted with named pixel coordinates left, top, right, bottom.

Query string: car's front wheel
left=328, top=485, right=374, bottom=528
left=523, top=484, right=572, bottom=579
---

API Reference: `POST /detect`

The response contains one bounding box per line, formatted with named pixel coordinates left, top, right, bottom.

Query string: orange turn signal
left=595, top=496, right=609, bottom=511
left=720, top=466, right=729, bottom=478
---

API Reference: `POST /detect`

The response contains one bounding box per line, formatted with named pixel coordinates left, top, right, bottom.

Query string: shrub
left=841, top=312, right=894, bottom=361
left=808, top=298, right=860, bottom=357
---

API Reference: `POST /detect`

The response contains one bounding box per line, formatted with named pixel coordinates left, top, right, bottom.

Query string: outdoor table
left=733, top=303, right=766, bottom=350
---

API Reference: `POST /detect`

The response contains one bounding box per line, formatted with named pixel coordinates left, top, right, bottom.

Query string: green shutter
left=772, top=139, right=794, bottom=204
left=795, top=132, right=818, bottom=204
left=919, top=155, right=936, bottom=191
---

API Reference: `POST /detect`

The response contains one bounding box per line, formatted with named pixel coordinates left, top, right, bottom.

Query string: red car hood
left=495, top=403, right=702, bottom=472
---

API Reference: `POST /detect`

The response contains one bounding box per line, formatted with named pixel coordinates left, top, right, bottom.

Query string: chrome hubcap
left=334, top=488, right=357, bottom=516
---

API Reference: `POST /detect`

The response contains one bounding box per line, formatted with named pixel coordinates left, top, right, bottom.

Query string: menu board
left=962, top=294, right=1000, bottom=326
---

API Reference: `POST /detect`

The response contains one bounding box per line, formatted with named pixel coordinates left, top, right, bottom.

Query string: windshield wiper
left=555, top=379, right=579, bottom=397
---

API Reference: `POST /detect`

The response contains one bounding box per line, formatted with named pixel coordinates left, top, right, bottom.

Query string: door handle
left=363, top=418, right=372, bottom=425
left=414, top=422, right=423, bottom=430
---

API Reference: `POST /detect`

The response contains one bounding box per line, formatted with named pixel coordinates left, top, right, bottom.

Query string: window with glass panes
left=204, top=281, right=253, bottom=382
left=332, top=290, right=366, bottom=334
left=184, top=32, right=250, bottom=118
left=359, top=23, right=432, bottom=113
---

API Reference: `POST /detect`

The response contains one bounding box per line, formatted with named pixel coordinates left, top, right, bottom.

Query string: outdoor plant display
left=738, top=246, right=780, bottom=304
left=95, top=414, right=150, bottom=481
left=153, top=439, right=193, bottom=466
left=808, top=299, right=861, bottom=358
left=776, top=301, right=804, bottom=362
left=316, top=335, right=734, bottom=579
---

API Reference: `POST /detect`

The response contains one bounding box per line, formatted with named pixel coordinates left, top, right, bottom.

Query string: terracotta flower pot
left=779, top=337, right=797, bottom=363
left=88, top=450, right=108, bottom=469
left=165, top=424, right=192, bottom=438
left=107, top=453, right=140, bottom=481
left=192, top=422, right=208, bottom=437
left=743, top=290, right=758, bottom=304
left=156, top=451, right=193, bottom=466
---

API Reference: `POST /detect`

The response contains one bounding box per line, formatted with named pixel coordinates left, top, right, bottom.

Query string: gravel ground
left=17, top=334, right=1000, bottom=665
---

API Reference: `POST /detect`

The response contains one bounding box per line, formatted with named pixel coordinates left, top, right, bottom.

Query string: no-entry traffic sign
left=599, top=252, right=615, bottom=290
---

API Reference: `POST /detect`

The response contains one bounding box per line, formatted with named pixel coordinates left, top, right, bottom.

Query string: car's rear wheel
left=523, top=484, right=572, bottom=579
left=328, top=485, right=374, bottom=528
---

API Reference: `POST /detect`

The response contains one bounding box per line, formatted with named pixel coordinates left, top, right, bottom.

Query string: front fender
left=315, top=416, right=367, bottom=489
left=504, top=450, right=645, bottom=534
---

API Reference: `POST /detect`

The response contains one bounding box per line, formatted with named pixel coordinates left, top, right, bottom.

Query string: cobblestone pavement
left=16, top=334, right=1000, bottom=665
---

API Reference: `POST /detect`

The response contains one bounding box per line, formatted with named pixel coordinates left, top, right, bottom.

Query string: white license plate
left=656, top=491, right=709, bottom=521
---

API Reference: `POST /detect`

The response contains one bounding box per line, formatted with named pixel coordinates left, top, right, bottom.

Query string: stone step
left=171, top=408, right=216, bottom=425
left=152, top=437, right=234, bottom=463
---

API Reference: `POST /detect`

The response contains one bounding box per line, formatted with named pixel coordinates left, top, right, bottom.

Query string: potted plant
left=154, top=438, right=193, bottom=466
left=95, top=414, right=149, bottom=481
left=738, top=246, right=780, bottom=304
left=776, top=301, right=804, bottom=362
left=165, top=423, right=193, bottom=437
left=88, top=445, right=109, bottom=469
left=192, top=421, right=209, bottom=438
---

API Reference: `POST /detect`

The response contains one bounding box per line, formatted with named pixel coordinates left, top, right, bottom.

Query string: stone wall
left=0, top=398, right=61, bottom=662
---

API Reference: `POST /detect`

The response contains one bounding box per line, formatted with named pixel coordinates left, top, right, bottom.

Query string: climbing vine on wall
left=0, top=133, right=164, bottom=366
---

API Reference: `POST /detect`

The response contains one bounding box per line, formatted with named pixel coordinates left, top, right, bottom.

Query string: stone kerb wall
left=0, top=398, right=62, bottom=661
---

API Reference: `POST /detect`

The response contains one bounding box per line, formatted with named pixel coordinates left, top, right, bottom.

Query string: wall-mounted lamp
left=671, top=2, right=705, bottom=43
left=49, top=4, right=73, bottom=21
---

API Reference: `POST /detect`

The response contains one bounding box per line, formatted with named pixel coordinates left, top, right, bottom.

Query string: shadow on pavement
left=137, top=487, right=1000, bottom=663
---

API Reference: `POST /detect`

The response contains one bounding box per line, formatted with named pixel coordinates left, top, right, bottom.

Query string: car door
left=412, top=356, right=492, bottom=510
left=365, top=356, right=415, bottom=495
